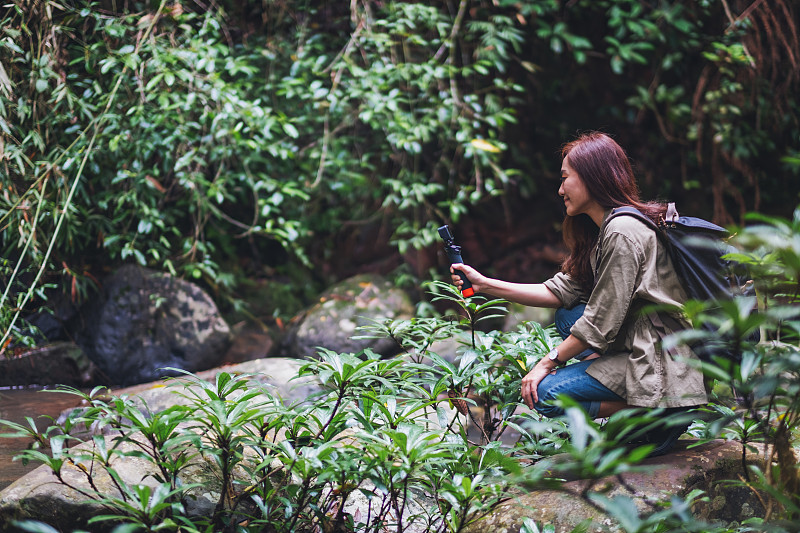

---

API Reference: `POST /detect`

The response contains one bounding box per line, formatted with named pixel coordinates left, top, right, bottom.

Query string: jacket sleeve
left=543, top=271, right=589, bottom=309
left=569, top=229, right=646, bottom=353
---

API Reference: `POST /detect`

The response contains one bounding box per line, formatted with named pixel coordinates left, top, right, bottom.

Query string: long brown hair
left=560, top=132, right=667, bottom=289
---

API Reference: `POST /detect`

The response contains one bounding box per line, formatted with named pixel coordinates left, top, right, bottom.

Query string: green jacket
left=544, top=210, right=708, bottom=408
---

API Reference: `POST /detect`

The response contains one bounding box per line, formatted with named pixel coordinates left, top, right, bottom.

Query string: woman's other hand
left=520, top=359, right=557, bottom=409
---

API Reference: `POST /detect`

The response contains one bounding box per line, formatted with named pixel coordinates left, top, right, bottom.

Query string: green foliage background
left=1, top=0, right=799, bottom=337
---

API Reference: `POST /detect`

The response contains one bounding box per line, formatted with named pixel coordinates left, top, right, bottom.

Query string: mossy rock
left=280, top=273, right=415, bottom=358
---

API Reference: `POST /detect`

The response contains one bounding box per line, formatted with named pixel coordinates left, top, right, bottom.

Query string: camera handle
left=438, top=225, right=475, bottom=298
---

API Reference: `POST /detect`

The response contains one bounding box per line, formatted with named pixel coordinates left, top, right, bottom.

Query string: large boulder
left=72, top=265, right=231, bottom=386
left=279, top=273, right=414, bottom=358
left=104, top=357, right=324, bottom=414
left=48, top=358, right=322, bottom=445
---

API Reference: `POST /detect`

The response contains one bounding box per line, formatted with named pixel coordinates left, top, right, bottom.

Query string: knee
left=553, top=308, right=572, bottom=339
left=554, top=304, right=585, bottom=339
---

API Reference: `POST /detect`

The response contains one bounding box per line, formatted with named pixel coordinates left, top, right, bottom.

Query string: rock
left=110, top=357, right=324, bottom=411
left=0, top=436, right=227, bottom=532
left=0, top=342, right=97, bottom=387
left=463, top=440, right=767, bottom=532
left=279, top=273, right=414, bottom=358
left=221, top=322, right=275, bottom=364
left=72, top=265, right=231, bottom=386
left=55, top=357, right=324, bottom=440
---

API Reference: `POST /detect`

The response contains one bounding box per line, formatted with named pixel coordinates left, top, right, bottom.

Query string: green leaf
left=10, top=521, right=61, bottom=533
left=282, top=122, right=299, bottom=138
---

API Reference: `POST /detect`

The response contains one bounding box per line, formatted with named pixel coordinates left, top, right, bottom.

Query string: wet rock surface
left=0, top=342, right=97, bottom=388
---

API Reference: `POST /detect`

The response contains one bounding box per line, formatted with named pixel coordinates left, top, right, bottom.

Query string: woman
left=451, top=132, right=707, bottom=453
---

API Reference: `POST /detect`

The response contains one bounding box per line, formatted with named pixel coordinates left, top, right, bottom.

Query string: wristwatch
left=546, top=347, right=563, bottom=366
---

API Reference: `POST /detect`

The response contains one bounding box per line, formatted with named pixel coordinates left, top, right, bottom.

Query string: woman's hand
left=520, top=359, right=557, bottom=409
left=449, top=263, right=487, bottom=293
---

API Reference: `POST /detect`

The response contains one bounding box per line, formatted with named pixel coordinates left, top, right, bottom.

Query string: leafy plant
left=669, top=206, right=800, bottom=524
left=0, top=306, right=542, bottom=532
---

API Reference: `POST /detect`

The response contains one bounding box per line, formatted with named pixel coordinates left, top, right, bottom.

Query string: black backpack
left=606, top=203, right=758, bottom=363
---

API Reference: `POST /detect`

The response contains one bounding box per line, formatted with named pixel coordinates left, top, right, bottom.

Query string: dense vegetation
left=1, top=0, right=799, bottom=345
left=1, top=204, right=799, bottom=531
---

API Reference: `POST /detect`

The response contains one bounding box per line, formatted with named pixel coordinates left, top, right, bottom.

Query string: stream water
left=0, top=387, right=83, bottom=491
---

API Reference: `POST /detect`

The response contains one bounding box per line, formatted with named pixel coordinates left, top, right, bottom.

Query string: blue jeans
left=534, top=360, right=625, bottom=418
left=554, top=304, right=594, bottom=360
left=535, top=304, right=624, bottom=418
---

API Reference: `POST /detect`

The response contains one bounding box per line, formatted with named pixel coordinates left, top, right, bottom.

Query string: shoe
left=625, top=408, right=691, bottom=458
left=645, top=422, right=689, bottom=457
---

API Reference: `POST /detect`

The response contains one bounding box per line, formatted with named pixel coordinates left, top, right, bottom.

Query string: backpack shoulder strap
left=606, top=205, right=661, bottom=233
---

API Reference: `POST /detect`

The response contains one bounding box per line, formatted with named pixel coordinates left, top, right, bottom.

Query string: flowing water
left=0, top=388, right=84, bottom=491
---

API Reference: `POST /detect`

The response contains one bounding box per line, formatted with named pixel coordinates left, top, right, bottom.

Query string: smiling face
left=559, top=155, right=604, bottom=224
